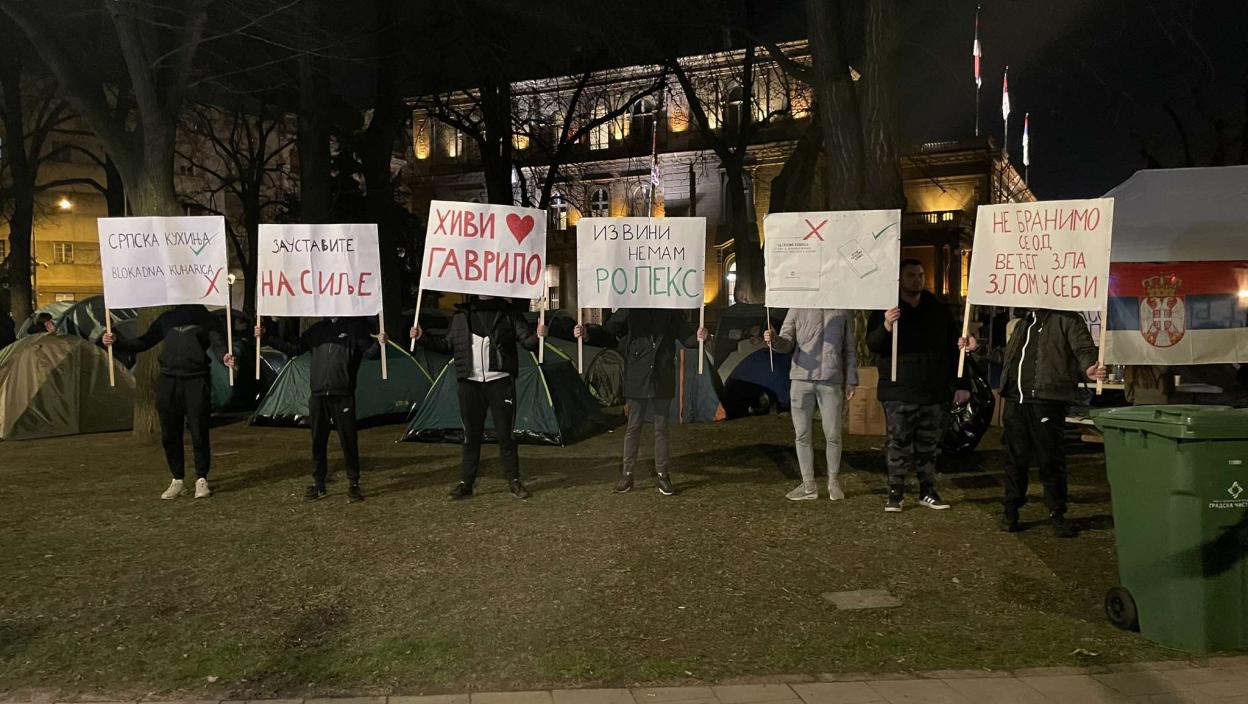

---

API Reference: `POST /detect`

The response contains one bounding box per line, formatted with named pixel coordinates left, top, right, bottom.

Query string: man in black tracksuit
left=999, top=308, right=1105, bottom=537
left=867, top=259, right=977, bottom=512
left=576, top=309, right=706, bottom=496
left=411, top=296, right=542, bottom=500
left=103, top=304, right=234, bottom=500
left=259, top=317, right=385, bottom=503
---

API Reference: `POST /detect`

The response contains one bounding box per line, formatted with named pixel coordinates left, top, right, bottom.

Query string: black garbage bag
left=941, top=356, right=996, bottom=455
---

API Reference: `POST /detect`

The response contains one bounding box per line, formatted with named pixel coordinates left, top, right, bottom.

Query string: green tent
left=0, top=334, right=134, bottom=440
left=250, top=342, right=448, bottom=427
left=543, top=336, right=626, bottom=406
left=401, top=343, right=604, bottom=446
left=210, top=345, right=286, bottom=412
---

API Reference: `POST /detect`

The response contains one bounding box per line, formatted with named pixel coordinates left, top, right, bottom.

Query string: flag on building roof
left=1023, top=113, right=1030, bottom=167
left=1001, top=66, right=1011, bottom=121
left=973, top=6, right=982, bottom=88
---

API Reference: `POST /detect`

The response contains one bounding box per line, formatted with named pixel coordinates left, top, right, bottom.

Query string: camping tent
left=1101, top=166, right=1248, bottom=366
left=211, top=347, right=287, bottom=412
left=543, top=336, right=626, bottom=406
left=251, top=343, right=449, bottom=427
left=16, top=301, right=74, bottom=338
left=401, top=345, right=603, bottom=446
left=55, top=296, right=139, bottom=343
left=672, top=346, right=726, bottom=423
left=717, top=339, right=792, bottom=418
left=0, top=334, right=134, bottom=440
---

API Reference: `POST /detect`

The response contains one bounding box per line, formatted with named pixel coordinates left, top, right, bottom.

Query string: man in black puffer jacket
left=575, top=309, right=706, bottom=496
left=411, top=296, right=543, bottom=500
left=103, top=304, right=235, bottom=501
left=259, top=317, right=386, bottom=503
left=998, top=308, right=1105, bottom=537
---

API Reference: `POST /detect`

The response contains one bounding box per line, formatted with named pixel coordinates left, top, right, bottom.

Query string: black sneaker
left=1051, top=513, right=1078, bottom=538
left=304, top=485, right=327, bottom=502
left=449, top=482, right=473, bottom=500
left=614, top=472, right=634, bottom=493
left=509, top=479, right=531, bottom=500
left=656, top=474, right=676, bottom=496
left=1000, top=510, right=1021, bottom=532
left=347, top=484, right=365, bottom=503
left=884, top=488, right=903, bottom=513
left=918, top=490, right=951, bottom=510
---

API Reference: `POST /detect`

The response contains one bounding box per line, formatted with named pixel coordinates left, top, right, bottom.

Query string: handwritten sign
left=97, top=216, right=229, bottom=309
left=763, top=210, right=901, bottom=310
left=967, top=198, right=1114, bottom=312
left=256, top=223, right=382, bottom=317
left=420, top=200, right=547, bottom=299
left=576, top=217, right=706, bottom=309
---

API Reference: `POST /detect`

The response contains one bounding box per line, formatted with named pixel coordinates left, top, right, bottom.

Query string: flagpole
left=973, top=4, right=982, bottom=137
left=975, top=88, right=981, bottom=138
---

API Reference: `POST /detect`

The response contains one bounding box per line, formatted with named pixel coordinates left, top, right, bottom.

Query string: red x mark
left=202, top=269, right=223, bottom=298
left=803, top=218, right=827, bottom=241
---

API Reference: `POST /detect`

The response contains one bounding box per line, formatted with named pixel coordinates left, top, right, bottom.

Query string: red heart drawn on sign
left=506, top=213, right=535, bottom=244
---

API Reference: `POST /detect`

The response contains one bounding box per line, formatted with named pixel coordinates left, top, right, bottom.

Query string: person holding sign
left=576, top=310, right=707, bottom=496
left=411, top=296, right=544, bottom=500
left=763, top=309, right=858, bottom=501
left=257, top=317, right=387, bottom=503
left=998, top=309, right=1105, bottom=537
left=866, top=260, right=977, bottom=513
left=102, top=304, right=235, bottom=500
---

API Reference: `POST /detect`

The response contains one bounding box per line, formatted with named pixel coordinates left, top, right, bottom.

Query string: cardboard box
left=848, top=367, right=886, bottom=436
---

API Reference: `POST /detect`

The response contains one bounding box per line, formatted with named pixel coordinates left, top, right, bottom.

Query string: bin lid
left=1091, top=405, right=1248, bottom=440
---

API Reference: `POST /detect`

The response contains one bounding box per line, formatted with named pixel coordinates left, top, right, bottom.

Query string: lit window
left=590, top=187, right=610, bottom=217
left=941, top=211, right=955, bottom=222
left=0, top=238, right=7, bottom=259
left=53, top=242, right=74, bottom=264
left=724, top=84, right=745, bottom=136
left=55, top=293, right=76, bottom=303
left=549, top=193, right=569, bottom=231
left=631, top=97, right=656, bottom=141
left=590, top=104, right=610, bottom=151
left=726, top=260, right=737, bottom=306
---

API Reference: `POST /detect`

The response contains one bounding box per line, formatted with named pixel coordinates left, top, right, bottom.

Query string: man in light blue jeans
left=765, top=308, right=858, bottom=501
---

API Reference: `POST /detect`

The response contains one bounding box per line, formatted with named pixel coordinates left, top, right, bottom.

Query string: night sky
left=895, top=0, right=1248, bottom=199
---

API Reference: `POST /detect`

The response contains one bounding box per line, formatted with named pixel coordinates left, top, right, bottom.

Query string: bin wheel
left=1105, top=586, right=1139, bottom=632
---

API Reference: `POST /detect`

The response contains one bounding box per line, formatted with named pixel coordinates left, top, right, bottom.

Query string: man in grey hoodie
left=764, top=309, right=858, bottom=501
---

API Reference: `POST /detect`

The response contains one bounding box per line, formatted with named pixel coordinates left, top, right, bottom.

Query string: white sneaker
left=194, top=478, right=212, bottom=499
left=786, top=482, right=818, bottom=501
left=161, top=479, right=186, bottom=500
left=827, top=477, right=846, bottom=501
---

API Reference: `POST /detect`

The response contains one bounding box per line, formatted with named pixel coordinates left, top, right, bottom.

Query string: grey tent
left=251, top=342, right=449, bottom=427
left=543, top=336, right=626, bottom=406
left=0, top=334, right=134, bottom=440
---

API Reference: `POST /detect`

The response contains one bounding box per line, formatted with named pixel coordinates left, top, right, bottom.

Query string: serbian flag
left=1002, top=67, right=1011, bottom=121
left=1103, top=262, right=1248, bottom=365
left=1022, top=113, right=1030, bottom=166
left=973, top=6, right=982, bottom=88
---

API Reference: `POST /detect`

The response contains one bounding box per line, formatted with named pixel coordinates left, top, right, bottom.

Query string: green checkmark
left=872, top=223, right=898, bottom=240
left=190, top=235, right=212, bottom=256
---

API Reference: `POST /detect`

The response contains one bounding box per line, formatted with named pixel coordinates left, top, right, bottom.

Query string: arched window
left=725, top=258, right=738, bottom=306
left=724, top=83, right=745, bottom=138
left=628, top=184, right=653, bottom=217
left=549, top=192, right=569, bottom=231
left=590, top=187, right=610, bottom=217
left=631, top=97, right=656, bottom=143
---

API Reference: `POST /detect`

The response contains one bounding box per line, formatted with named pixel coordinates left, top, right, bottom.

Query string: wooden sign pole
left=409, top=288, right=424, bottom=352
left=104, top=308, right=116, bottom=388
left=957, top=298, right=973, bottom=378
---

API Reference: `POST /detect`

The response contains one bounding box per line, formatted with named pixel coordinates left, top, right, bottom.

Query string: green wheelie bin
left=1093, top=405, right=1248, bottom=653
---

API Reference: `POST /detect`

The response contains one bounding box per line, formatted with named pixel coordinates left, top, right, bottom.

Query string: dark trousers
left=309, top=393, right=360, bottom=487
left=622, top=397, right=672, bottom=477
left=457, top=378, right=519, bottom=484
left=882, top=401, right=944, bottom=490
left=155, top=374, right=211, bottom=480
left=1002, top=400, right=1069, bottom=515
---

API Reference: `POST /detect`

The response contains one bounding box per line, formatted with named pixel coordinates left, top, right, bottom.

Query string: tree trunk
left=807, top=0, right=865, bottom=210
left=480, top=76, right=515, bottom=206
left=104, top=154, right=126, bottom=216
left=859, top=0, right=903, bottom=210
left=243, top=196, right=261, bottom=315
left=297, top=0, right=332, bottom=225
left=767, top=117, right=824, bottom=214
left=0, top=46, right=35, bottom=321
left=725, top=165, right=763, bottom=304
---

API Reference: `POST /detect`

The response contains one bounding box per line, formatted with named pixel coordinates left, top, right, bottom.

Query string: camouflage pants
left=882, top=401, right=945, bottom=490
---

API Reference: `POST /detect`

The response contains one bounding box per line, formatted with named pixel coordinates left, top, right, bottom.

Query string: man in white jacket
left=765, top=309, right=858, bottom=501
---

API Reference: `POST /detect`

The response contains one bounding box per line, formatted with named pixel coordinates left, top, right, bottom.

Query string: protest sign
left=575, top=217, right=706, bottom=309
left=763, top=210, right=901, bottom=310
left=419, top=200, right=547, bottom=300
left=98, top=216, right=229, bottom=309
left=966, top=198, right=1114, bottom=312
left=963, top=198, right=1115, bottom=385
left=256, top=223, right=386, bottom=379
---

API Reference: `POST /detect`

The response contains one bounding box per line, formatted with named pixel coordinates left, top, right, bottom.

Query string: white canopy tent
left=1106, top=165, right=1248, bottom=263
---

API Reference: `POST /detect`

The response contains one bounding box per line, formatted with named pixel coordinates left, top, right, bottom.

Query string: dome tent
left=0, top=334, right=134, bottom=440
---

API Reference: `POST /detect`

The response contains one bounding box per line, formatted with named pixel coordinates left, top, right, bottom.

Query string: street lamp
left=57, top=196, right=73, bottom=211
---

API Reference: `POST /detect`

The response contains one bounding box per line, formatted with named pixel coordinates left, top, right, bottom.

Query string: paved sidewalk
left=9, top=659, right=1248, bottom=704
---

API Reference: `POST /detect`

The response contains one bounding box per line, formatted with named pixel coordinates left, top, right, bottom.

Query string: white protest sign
left=576, top=217, right=706, bottom=309
left=420, top=200, right=547, bottom=300
left=967, top=198, right=1114, bottom=312
left=98, top=216, right=229, bottom=309
left=256, top=223, right=383, bottom=317
left=763, top=210, right=901, bottom=310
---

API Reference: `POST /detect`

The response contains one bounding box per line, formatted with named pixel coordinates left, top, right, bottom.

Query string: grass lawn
left=0, top=412, right=1182, bottom=698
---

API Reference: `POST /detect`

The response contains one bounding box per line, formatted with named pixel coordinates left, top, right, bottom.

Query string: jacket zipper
left=1017, top=313, right=1037, bottom=402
